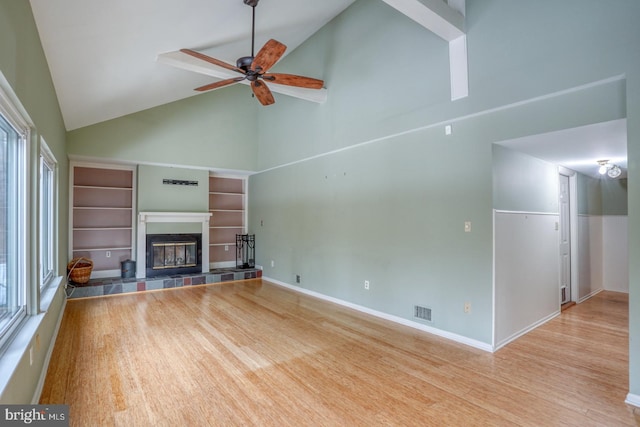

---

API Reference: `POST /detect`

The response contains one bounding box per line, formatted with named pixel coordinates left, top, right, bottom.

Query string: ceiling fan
left=179, top=0, right=324, bottom=106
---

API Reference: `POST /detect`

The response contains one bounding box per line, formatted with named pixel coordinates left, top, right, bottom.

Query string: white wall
left=494, top=211, right=560, bottom=348
left=577, top=214, right=629, bottom=299
left=603, top=216, right=629, bottom=293
left=577, top=215, right=604, bottom=301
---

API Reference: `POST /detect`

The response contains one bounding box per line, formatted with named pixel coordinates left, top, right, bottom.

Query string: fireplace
left=146, top=234, right=202, bottom=278
left=136, top=212, right=212, bottom=279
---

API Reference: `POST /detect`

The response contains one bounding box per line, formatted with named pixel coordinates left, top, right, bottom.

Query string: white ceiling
left=496, top=119, right=628, bottom=179
left=29, top=0, right=356, bottom=131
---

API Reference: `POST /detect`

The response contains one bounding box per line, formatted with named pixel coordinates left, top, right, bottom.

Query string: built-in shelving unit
left=209, top=176, right=246, bottom=267
left=71, top=164, right=136, bottom=278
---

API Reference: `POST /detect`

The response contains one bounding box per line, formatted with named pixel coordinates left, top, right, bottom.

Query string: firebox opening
left=146, top=234, right=202, bottom=278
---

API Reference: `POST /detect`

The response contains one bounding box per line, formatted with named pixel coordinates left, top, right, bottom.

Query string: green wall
left=137, top=164, right=209, bottom=212
left=248, top=0, right=640, bottom=396
left=492, top=144, right=559, bottom=213
left=4, top=0, right=637, bottom=403
left=0, top=0, right=68, bottom=403
left=601, top=178, right=628, bottom=216
left=67, top=86, right=259, bottom=172
left=577, top=173, right=604, bottom=216
left=137, top=164, right=209, bottom=234
left=577, top=173, right=628, bottom=216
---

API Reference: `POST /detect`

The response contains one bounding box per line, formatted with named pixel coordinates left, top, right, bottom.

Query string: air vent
left=162, top=178, right=198, bottom=186
left=414, top=305, right=432, bottom=322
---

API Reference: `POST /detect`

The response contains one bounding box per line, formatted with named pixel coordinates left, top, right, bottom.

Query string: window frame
left=39, top=139, right=57, bottom=290
left=0, top=88, right=30, bottom=351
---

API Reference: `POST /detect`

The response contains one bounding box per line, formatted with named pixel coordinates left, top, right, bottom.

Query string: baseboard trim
left=577, top=288, right=603, bottom=304
left=31, top=287, right=67, bottom=404
left=494, top=311, right=560, bottom=351
left=625, top=393, right=640, bottom=408
left=263, top=276, right=493, bottom=353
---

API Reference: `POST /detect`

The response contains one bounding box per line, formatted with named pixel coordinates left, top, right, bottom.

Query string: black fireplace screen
left=146, top=233, right=202, bottom=278
left=152, top=241, right=197, bottom=270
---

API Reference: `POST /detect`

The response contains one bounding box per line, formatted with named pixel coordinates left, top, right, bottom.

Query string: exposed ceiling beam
left=157, top=51, right=328, bottom=104
left=380, top=0, right=465, bottom=42
left=381, top=0, right=468, bottom=100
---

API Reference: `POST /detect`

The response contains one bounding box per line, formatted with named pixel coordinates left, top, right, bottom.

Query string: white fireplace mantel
left=136, top=211, right=212, bottom=279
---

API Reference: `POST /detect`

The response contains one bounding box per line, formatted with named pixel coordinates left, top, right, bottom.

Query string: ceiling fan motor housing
left=236, top=56, right=255, bottom=72
left=243, top=0, right=259, bottom=7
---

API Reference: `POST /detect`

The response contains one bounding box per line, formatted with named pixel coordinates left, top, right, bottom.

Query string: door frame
left=558, top=166, right=579, bottom=303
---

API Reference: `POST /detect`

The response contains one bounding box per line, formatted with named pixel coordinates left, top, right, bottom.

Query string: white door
left=559, top=174, right=571, bottom=304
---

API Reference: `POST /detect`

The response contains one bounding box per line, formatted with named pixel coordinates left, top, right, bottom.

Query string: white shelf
left=73, top=227, right=132, bottom=231
left=209, top=191, right=244, bottom=195
left=74, top=206, right=132, bottom=210
left=73, top=246, right=132, bottom=252
left=74, top=185, right=133, bottom=190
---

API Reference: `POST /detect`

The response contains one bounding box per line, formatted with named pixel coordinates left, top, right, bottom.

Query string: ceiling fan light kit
left=179, top=0, right=324, bottom=106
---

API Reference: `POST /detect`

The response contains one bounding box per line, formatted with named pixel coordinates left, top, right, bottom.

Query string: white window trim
left=0, top=91, right=30, bottom=350
left=40, top=138, right=57, bottom=290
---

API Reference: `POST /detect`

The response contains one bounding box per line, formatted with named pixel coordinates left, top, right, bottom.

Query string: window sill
left=0, top=276, right=65, bottom=402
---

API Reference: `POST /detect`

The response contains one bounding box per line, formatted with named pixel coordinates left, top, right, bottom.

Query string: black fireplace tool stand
left=236, top=234, right=255, bottom=269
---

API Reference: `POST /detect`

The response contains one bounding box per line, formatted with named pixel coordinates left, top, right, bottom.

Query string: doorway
left=558, top=172, right=573, bottom=305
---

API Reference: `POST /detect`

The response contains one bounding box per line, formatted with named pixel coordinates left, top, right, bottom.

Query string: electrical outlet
left=445, top=124, right=452, bottom=135
left=271, top=260, right=275, bottom=268
left=224, top=245, right=229, bottom=252
left=106, top=250, right=111, bottom=258
left=464, top=302, right=471, bottom=313
left=364, top=280, right=370, bottom=290
left=296, top=275, right=301, bottom=283
left=29, top=346, right=33, bottom=366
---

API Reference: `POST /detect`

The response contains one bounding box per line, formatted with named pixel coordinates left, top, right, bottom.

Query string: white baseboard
left=31, top=287, right=67, bottom=404
left=494, top=310, right=560, bottom=351
left=577, top=287, right=603, bottom=304
left=626, top=393, right=640, bottom=408
left=263, top=276, right=493, bottom=353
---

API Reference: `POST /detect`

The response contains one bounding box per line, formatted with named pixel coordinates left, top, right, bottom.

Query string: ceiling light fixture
left=597, top=159, right=609, bottom=175
left=596, top=159, right=622, bottom=178
left=607, top=164, right=622, bottom=178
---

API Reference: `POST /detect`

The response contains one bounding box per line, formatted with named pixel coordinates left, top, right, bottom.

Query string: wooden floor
left=40, top=281, right=639, bottom=426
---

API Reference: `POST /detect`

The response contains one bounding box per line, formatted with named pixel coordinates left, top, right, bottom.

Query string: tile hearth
left=66, top=268, right=262, bottom=299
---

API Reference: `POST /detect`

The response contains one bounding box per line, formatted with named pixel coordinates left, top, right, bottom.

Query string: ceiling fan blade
left=194, top=77, right=245, bottom=92
left=251, top=80, right=275, bottom=106
left=251, top=39, right=287, bottom=73
left=262, top=73, right=324, bottom=89
left=180, top=49, right=245, bottom=74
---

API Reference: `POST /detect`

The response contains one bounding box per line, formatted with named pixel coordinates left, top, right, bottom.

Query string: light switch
left=464, top=221, right=471, bottom=232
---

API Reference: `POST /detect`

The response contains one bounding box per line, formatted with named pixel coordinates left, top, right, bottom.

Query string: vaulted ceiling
left=29, top=0, right=627, bottom=177
left=29, top=0, right=466, bottom=131
left=29, top=0, right=358, bottom=131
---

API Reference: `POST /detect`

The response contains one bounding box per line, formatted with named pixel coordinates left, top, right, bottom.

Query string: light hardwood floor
left=40, top=281, right=639, bottom=426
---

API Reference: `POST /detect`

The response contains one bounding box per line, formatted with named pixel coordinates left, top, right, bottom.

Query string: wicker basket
left=67, top=257, right=93, bottom=284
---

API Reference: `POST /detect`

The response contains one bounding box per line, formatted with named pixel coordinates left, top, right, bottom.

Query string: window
left=0, top=110, right=27, bottom=349
left=40, top=140, right=56, bottom=289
